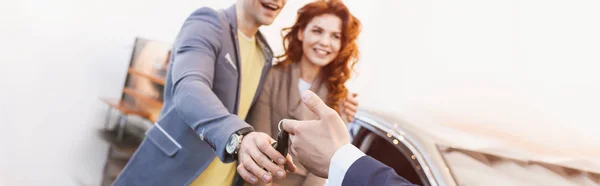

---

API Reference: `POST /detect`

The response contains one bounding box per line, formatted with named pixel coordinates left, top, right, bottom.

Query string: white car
left=349, top=109, right=600, bottom=186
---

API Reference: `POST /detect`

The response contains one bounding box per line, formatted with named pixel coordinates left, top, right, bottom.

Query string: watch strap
left=235, top=127, right=253, bottom=136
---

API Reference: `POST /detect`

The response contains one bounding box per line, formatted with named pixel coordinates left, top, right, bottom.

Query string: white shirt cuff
left=326, top=144, right=365, bottom=186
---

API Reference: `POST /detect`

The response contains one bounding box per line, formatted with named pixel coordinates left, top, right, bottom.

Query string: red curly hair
left=277, top=0, right=362, bottom=113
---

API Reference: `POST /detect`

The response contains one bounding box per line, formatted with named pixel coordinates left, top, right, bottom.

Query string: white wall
left=346, top=0, right=600, bottom=160
left=0, top=0, right=238, bottom=185
left=0, top=0, right=330, bottom=185
left=1, top=0, right=599, bottom=185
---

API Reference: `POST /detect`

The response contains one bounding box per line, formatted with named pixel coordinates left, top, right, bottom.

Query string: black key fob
left=275, top=130, right=289, bottom=157
left=266, top=131, right=289, bottom=172
left=272, top=120, right=290, bottom=157
left=264, top=120, right=290, bottom=172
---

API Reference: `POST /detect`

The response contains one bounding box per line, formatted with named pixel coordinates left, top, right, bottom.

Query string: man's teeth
left=264, top=3, right=279, bottom=10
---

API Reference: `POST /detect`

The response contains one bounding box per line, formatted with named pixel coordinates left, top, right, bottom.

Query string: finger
left=288, top=135, right=299, bottom=162
left=290, top=146, right=299, bottom=159
left=256, top=137, right=287, bottom=164
left=280, top=119, right=302, bottom=135
left=284, top=154, right=297, bottom=173
left=343, top=101, right=358, bottom=112
left=241, top=151, right=272, bottom=183
left=300, top=90, right=336, bottom=118
left=250, top=142, right=286, bottom=179
left=346, top=116, right=355, bottom=123
left=344, top=108, right=356, bottom=118
left=288, top=134, right=295, bottom=147
left=346, top=99, right=359, bottom=107
left=346, top=94, right=359, bottom=105
left=237, top=163, right=258, bottom=184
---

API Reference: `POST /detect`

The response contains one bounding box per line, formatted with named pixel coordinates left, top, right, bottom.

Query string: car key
left=275, top=120, right=290, bottom=157
left=265, top=121, right=290, bottom=172
left=274, top=129, right=289, bottom=157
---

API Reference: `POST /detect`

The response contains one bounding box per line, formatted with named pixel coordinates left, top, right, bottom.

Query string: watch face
left=226, top=134, right=238, bottom=154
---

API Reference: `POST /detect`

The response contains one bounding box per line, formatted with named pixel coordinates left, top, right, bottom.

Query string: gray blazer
left=113, top=5, right=273, bottom=186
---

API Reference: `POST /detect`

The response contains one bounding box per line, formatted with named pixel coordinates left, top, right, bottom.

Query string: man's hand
left=236, top=132, right=297, bottom=184
left=342, top=93, right=359, bottom=122
left=281, top=90, right=351, bottom=178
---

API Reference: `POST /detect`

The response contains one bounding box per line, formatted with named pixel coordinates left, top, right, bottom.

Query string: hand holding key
left=237, top=126, right=296, bottom=184
left=280, top=90, right=350, bottom=178
left=263, top=122, right=291, bottom=172
left=236, top=132, right=296, bottom=184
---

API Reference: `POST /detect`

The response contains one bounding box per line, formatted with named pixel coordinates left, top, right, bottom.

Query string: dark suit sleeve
left=170, top=7, right=251, bottom=163
left=342, top=156, right=417, bottom=186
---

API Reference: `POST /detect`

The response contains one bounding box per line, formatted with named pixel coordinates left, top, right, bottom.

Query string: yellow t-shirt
left=189, top=31, right=265, bottom=186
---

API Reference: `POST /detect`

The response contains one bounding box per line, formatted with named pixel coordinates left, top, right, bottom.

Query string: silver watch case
left=226, top=133, right=243, bottom=155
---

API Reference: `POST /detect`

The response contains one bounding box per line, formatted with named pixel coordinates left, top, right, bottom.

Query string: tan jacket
left=247, top=62, right=327, bottom=186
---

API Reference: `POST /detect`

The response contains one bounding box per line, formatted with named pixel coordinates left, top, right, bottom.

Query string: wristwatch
left=226, top=128, right=253, bottom=157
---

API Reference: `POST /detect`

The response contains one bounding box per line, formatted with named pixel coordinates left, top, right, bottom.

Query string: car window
left=349, top=120, right=435, bottom=186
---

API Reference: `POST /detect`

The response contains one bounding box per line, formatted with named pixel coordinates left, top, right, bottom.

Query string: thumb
left=301, top=90, right=334, bottom=118
left=280, top=119, right=300, bottom=135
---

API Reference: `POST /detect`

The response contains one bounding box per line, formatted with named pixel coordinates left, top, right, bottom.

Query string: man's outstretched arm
left=279, top=90, right=417, bottom=186
left=170, top=8, right=293, bottom=184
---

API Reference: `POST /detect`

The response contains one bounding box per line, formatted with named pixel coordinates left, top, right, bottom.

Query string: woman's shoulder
left=263, top=63, right=284, bottom=87
left=268, top=64, right=284, bottom=74
left=268, top=63, right=293, bottom=78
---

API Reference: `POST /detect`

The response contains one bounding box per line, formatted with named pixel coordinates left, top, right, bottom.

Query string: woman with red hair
left=246, top=0, right=362, bottom=185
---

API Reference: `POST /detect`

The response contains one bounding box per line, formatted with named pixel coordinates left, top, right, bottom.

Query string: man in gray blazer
left=113, top=0, right=292, bottom=185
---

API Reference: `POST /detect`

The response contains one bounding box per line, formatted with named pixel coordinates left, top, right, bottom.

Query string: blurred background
left=0, top=0, right=599, bottom=185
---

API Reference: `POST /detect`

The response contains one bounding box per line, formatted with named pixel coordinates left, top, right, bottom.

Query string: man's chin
left=258, top=17, right=277, bottom=26
left=260, top=21, right=275, bottom=26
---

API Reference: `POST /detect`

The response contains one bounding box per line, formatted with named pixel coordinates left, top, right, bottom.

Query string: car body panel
left=352, top=109, right=600, bottom=186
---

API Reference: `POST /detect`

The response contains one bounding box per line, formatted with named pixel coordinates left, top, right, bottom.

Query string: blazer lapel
left=222, top=5, right=241, bottom=73
left=223, top=5, right=274, bottom=107
left=250, top=31, right=273, bottom=106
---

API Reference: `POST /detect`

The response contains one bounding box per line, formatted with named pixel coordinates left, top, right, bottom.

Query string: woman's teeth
left=314, top=48, right=329, bottom=55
